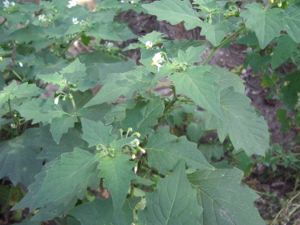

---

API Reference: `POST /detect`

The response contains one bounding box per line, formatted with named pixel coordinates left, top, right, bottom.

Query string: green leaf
left=171, top=67, right=223, bottom=118
left=139, top=162, right=202, bottom=225
left=142, top=0, right=202, bottom=30
left=85, top=82, right=130, bottom=107
left=199, top=144, right=224, bottom=162
left=146, top=128, right=213, bottom=174
left=0, top=129, right=43, bottom=187
left=81, top=118, right=115, bottom=147
left=61, top=59, right=93, bottom=91
left=0, top=81, right=41, bottom=108
left=14, top=149, right=100, bottom=221
left=70, top=198, right=134, bottom=225
left=176, top=45, right=207, bottom=64
left=201, top=20, right=231, bottom=46
left=241, top=3, right=283, bottom=48
left=50, top=115, right=77, bottom=144
left=206, top=89, right=270, bottom=155
left=13, top=220, right=40, bottom=225
left=84, top=69, right=145, bottom=108
left=99, top=154, right=135, bottom=210
left=37, top=126, right=86, bottom=161
left=16, top=98, right=67, bottom=124
left=39, top=59, right=94, bottom=91
left=121, top=98, right=165, bottom=135
left=271, top=35, right=297, bottom=69
left=139, top=31, right=165, bottom=47
left=36, top=72, right=66, bottom=89
left=281, top=72, right=300, bottom=109
left=188, top=168, right=265, bottom=225
left=87, top=23, right=136, bottom=41
left=283, top=5, right=300, bottom=43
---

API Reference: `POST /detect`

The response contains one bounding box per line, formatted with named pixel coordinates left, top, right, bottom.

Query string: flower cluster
left=37, top=14, right=53, bottom=25
left=67, top=0, right=77, bottom=8
left=72, top=17, right=85, bottom=26
left=38, top=14, right=47, bottom=23
left=72, top=17, right=79, bottom=25
left=3, top=0, right=15, bottom=8
left=145, top=40, right=153, bottom=49
left=151, top=52, right=166, bottom=71
left=120, top=0, right=136, bottom=3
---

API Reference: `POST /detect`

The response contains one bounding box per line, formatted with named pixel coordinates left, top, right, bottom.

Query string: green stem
left=68, top=93, right=77, bottom=113
left=160, top=85, right=178, bottom=122
left=203, top=25, right=246, bottom=65
left=8, top=98, right=19, bottom=135
left=11, top=69, right=23, bottom=81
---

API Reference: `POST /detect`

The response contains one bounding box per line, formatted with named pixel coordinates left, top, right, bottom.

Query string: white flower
left=134, top=165, right=138, bottom=174
left=130, top=138, right=140, bottom=147
left=139, top=147, right=146, bottom=154
left=3, top=0, right=10, bottom=8
left=3, top=0, right=15, bottom=8
left=120, top=0, right=125, bottom=3
left=72, top=17, right=79, bottom=25
left=18, top=62, right=23, bottom=67
left=145, top=40, right=153, bottom=49
left=67, top=0, right=77, bottom=8
left=38, top=14, right=47, bottom=22
left=54, top=96, right=60, bottom=105
left=151, top=52, right=165, bottom=71
left=106, top=42, right=114, bottom=48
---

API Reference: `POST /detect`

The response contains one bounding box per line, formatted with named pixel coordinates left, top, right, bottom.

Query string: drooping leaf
left=99, top=154, right=135, bottom=211
left=142, top=0, right=202, bottom=30
left=81, top=118, right=115, bottom=147
left=0, top=129, right=43, bottom=187
left=139, top=162, right=202, bottom=225
left=14, top=149, right=100, bottom=221
left=241, top=3, right=283, bottom=48
left=146, top=128, right=213, bottom=174
left=188, top=168, right=265, bottom=225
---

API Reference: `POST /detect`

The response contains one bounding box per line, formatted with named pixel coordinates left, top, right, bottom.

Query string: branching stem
left=203, top=25, right=246, bottom=65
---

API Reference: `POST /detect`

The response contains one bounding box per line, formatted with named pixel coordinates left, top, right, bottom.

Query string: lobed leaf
left=189, top=168, right=265, bottom=225
left=142, top=0, right=202, bottom=30
left=139, top=162, right=203, bottom=225
left=14, top=149, right=100, bottom=221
